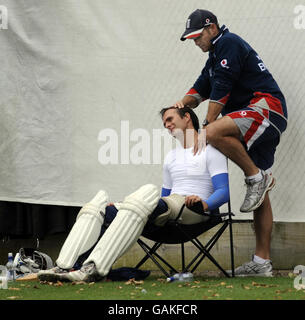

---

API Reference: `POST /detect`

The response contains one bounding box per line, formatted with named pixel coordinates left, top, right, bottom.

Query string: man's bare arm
left=205, top=101, right=224, bottom=123
left=173, top=95, right=199, bottom=109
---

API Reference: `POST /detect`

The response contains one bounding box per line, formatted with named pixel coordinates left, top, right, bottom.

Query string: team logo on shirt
left=220, top=59, right=229, bottom=69
left=240, top=111, right=247, bottom=117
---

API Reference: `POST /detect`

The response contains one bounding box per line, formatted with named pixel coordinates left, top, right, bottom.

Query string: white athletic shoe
left=229, top=259, right=273, bottom=277
left=38, top=266, right=69, bottom=282
left=240, top=171, right=275, bottom=212
left=57, top=262, right=103, bottom=283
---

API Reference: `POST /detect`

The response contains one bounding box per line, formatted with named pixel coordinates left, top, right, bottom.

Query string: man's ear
left=209, top=23, right=219, bottom=36
left=184, top=112, right=191, bottom=123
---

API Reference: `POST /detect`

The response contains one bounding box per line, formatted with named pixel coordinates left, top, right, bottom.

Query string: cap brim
left=180, top=27, right=204, bottom=41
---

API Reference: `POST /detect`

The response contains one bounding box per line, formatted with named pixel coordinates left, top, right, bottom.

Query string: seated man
left=38, top=106, right=229, bottom=283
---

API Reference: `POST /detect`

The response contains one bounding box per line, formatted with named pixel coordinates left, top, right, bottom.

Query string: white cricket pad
left=84, top=184, right=159, bottom=276
left=157, top=194, right=210, bottom=226
left=56, top=190, right=109, bottom=269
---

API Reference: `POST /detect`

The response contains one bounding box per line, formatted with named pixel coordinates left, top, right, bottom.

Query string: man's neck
left=210, top=25, right=228, bottom=47
left=182, top=129, right=198, bottom=149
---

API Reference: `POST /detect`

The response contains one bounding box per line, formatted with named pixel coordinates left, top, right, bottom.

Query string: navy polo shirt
left=190, top=25, right=287, bottom=119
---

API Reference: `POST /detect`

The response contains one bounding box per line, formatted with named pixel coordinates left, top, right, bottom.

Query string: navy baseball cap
left=180, top=9, right=218, bottom=41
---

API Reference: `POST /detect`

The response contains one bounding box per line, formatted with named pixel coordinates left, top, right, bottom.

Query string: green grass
left=0, top=274, right=304, bottom=300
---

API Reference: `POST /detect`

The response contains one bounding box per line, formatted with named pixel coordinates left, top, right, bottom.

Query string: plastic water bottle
left=6, top=253, right=16, bottom=281
left=167, top=272, right=193, bottom=283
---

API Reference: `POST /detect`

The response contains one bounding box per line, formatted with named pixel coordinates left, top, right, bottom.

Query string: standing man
left=174, top=9, right=287, bottom=276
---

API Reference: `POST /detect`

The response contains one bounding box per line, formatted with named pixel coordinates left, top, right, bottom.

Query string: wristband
left=202, top=119, right=209, bottom=127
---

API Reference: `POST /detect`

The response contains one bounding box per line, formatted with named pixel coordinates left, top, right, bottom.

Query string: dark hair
left=159, top=106, right=200, bottom=132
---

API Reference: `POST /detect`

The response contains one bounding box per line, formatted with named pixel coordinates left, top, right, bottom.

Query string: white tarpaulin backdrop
left=0, top=0, right=304, bottom=222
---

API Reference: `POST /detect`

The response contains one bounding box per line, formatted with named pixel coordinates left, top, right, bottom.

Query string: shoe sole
left=240, top=177, right=275, bottom=213
left=59, top=273, right=102, bottom=283
left=39, top=271, right=103, bottom=283
left=234, top=272, right=273, bottom=277
left=38, top=273, right=64, bottom=283
left=226, top=271, right=273, bottom=277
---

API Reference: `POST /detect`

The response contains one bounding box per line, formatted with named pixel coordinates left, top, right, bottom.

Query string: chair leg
left=177, top=222, right=232, bottom=277
left=192, top=223, right=228, bottom=271
left=136, top=239, right=171, bottom=277
left=138, top=240, right=179, bottom=273
left=136, top=239, right=179, bottom=277
left=184, top=237, right=213, bottom=272
left=181, top=242, right=185, bottom=271
left=135, top=241, right=162, bottom=269
left=191, top=219, right=235, bottom=278
left=136, top=213, right=236, bottom=278
left=189, top=237, right=231, bottom=277
left=183, top=223, right=226, bottom=271
left=229, top=217, right=235, bottom=277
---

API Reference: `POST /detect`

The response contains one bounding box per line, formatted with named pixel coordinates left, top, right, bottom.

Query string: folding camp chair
left=135, top=200, right=235, bottom=278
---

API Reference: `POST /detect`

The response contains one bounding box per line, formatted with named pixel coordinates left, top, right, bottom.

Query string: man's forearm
left=205, top=101, right=223, bottom=123
left=182, top=95, right=199, bottom=108
left=201, top=201, right=209, bottom=211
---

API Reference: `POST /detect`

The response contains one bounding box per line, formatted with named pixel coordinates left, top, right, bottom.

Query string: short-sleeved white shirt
left=162, top=144, right=228, bottom=201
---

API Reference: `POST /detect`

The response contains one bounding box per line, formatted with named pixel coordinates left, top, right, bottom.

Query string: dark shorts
left=226, top=93, right=287, bottom=171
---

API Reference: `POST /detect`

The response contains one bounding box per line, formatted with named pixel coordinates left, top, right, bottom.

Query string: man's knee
left=206, top=123, right=219, bottom=145
left=206, top=116, right=241, bottom=144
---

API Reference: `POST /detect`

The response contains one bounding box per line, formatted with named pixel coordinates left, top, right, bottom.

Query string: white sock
left=246, top=170, right=263, bottom=183
left=253, top=254, right=268, bottom=264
